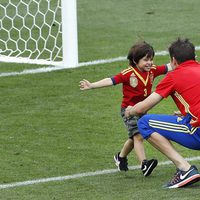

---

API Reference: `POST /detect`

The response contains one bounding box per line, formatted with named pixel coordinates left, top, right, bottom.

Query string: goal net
left=0, top=0, right=78, bottom=68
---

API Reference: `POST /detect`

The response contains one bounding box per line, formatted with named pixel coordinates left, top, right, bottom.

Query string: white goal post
left=0, top=0, right=78, bottom=68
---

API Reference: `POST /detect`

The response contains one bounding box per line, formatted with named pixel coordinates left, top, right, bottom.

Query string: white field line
left=0, top=156, right=200, bottom=190
left=0, top=46, right=200, bottom=77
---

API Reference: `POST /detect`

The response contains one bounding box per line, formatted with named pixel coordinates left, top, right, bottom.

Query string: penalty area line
left=0, top=156, right=200, bottom=190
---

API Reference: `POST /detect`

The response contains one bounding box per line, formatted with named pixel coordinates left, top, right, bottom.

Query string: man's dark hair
left=168, top=38, right=195, bottom=64
left=127, top=41, right=155, bottom=67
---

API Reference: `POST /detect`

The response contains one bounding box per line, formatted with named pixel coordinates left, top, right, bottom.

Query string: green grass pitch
left=0, top=0, right=200, bottom=199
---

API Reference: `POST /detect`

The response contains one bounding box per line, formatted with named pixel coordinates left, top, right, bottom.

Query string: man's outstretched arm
left=125, top=92, right=163, bottom=117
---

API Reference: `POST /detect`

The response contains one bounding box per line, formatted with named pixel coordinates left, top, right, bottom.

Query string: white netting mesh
left=0, top=0, right=62, bottom=65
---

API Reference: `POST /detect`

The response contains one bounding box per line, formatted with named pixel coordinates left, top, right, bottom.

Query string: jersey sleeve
left=111, top=72, right=130, bottom=85
left=155, top=73, right=174, bottom=98
left=152, top=65, right=168, bottom=77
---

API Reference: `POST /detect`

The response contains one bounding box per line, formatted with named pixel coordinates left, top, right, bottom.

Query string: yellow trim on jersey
left=174, top=91, right=198, bottom=120
left=131, top=68, right=149, bottom=86
left=174, top=92, right=190, bottom=113
left=121, top=67, right=133, bottom=75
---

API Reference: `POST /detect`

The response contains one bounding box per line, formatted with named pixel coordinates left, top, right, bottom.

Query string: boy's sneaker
left=114, top=152, right=128, bottom=171
left=141, top=159, right=158, bottom=177
left=164, top=165, right=200, bottom=189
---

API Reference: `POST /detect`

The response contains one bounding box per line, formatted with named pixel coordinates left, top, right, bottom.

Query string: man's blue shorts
left=138, top=114, right=200, bottom=150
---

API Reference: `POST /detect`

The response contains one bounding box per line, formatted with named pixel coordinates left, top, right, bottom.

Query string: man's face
left=170, top=57, right=178, bottom=70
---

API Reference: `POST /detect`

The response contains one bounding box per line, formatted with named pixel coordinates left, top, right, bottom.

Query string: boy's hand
left=79, top=79, right=92, bottom=90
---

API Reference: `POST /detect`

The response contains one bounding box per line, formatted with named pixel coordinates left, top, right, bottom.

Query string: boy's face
left=136, top=55, right=153, bottom=72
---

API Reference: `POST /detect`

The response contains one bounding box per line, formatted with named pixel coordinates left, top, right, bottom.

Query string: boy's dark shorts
left=121, top=107, right=140, bottom=138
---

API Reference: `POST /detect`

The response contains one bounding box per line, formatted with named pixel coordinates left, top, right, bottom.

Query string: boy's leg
left=114, top=138, right=133, bottom=171
left=114, top=108, right=136, bottom=171
left=115, top=107, right=158, bottom=174
left=134, top=134, right=158, bottom=176
left=133, top=134, right=145, bottom=164
left=119, top=138, right=134, bottom=158
left=114, top=136, right=158, bottom=175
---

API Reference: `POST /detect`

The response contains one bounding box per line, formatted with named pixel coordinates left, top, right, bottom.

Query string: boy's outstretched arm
left=79, top=78, right=113, bottom=90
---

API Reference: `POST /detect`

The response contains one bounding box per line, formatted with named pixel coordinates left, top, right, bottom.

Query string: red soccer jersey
left=155, top=60, right=200, bottom=126
left=112, top=65, right=167, bottom=108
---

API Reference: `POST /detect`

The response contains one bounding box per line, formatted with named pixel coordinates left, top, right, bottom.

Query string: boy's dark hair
left=127, top=41, right=155, bottom=67
left=168, top=38, right=195, bottom=64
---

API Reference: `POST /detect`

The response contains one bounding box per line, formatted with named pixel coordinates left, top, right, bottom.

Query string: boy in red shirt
left=80, top=41, right=171, bottom=176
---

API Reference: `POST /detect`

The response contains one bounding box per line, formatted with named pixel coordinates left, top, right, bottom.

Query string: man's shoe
left=114, top=152, right=128, bottom=171
left=164, top=165, right=200, bottom=189
left=141, top=159, right=158, bottom=176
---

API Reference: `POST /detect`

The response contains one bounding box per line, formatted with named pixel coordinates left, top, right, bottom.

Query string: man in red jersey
left=125, top=38, right=200, bottom=188
left=80, top=41, right=171, bottom=176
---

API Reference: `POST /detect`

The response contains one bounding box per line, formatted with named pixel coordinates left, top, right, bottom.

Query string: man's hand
left=125, top=106, right=135, bottom=118
left=173, top=110, right=182, bottom=117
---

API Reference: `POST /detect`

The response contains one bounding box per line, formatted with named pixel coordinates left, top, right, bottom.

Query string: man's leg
left=137, top=114, right=200, bottom=188
left=147, top=132, right=190, bottom=171
left=138, top=114, right=200, bottom=150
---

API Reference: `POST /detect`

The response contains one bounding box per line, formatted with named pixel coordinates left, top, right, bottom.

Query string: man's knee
left=138, top=115, right=149, bottom=129
left=138, top=115, right=154, bottom=139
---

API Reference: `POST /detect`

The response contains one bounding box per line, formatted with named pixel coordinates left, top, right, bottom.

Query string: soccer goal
left=0, top=0, right=78, bottom=68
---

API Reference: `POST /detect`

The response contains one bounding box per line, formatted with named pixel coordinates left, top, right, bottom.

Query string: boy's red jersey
left=112, top=65, right=167, bottom=108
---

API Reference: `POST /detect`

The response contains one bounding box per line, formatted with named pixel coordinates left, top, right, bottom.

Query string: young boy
left=79, top=41, right=171, bottom=176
